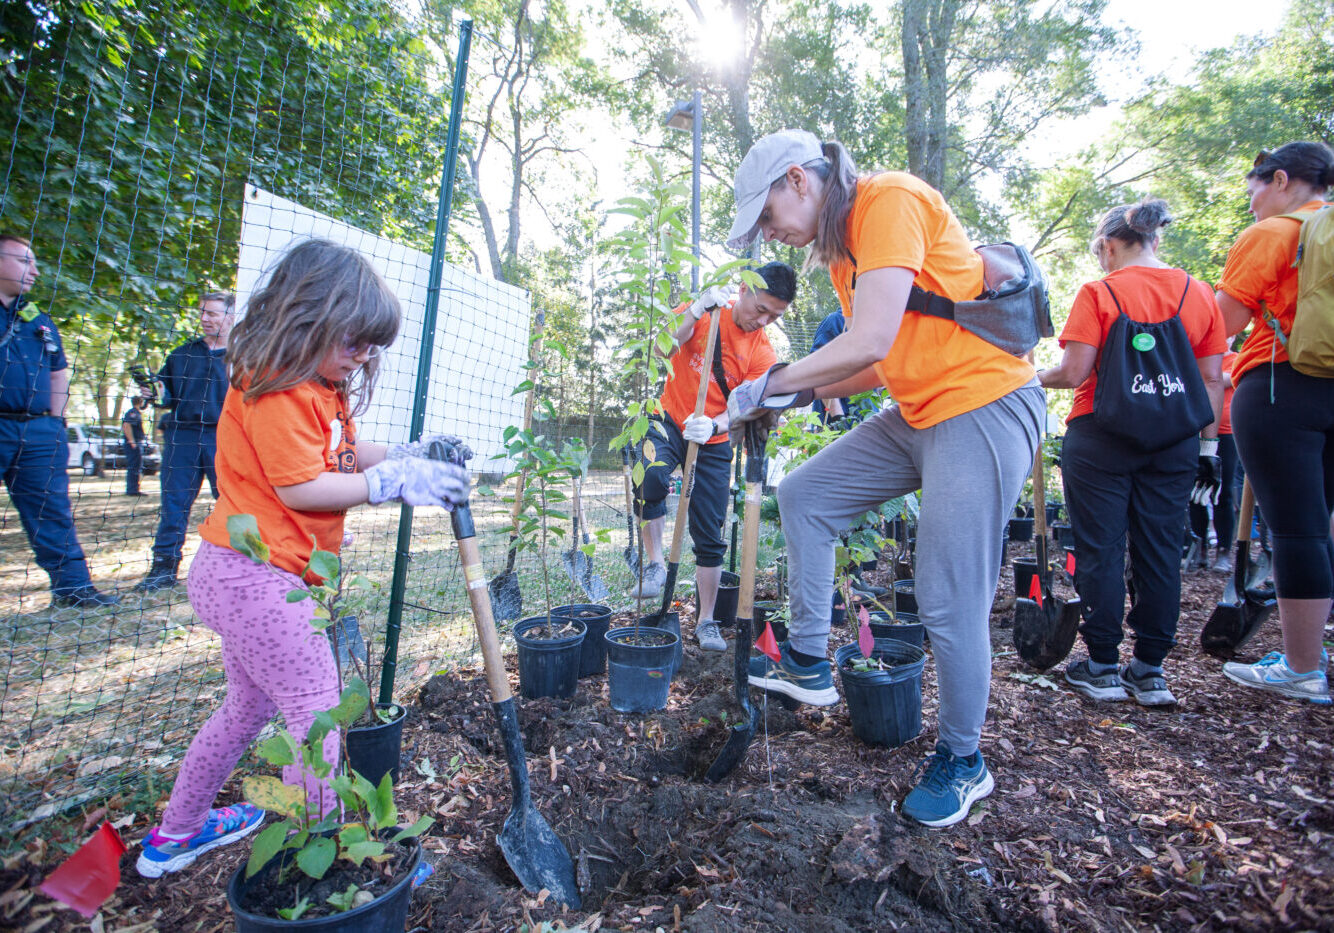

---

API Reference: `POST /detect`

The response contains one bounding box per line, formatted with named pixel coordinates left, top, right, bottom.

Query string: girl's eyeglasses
left=343, top=341, right=383, bottom=359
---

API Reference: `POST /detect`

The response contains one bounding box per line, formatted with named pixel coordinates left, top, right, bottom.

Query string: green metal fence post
left=378, top=19, right=473, bottom=705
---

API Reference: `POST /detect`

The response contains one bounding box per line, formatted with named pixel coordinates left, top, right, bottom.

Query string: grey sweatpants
left=777, top=382, right=1045, bottom=756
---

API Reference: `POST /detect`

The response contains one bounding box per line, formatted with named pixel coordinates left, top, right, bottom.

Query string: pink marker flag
left=40, top=822, right=127, bottom=918
left=857, top=605, right=875, bottom=659
left=1065, top=550, right=1076, bottom=575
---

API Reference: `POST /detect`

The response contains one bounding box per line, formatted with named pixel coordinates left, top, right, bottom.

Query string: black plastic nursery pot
left=892, top=580, right=917, bottom=615
left=346, top=703, right=406, bottom=787
left=835, top=639, right=926, bottom=748
left=1008, top=516, right=1035, bottom=542
left=605, top=625, right=678, bottom=713
left=1046, top=503, right=1062, bottom=525
left=1013, top=559, right=1053, bottom=598
left=514, top=616, right=586, bottom=700
left=714, top=572, right=740, bottom=628
left=1051, top=521, right=1072, bottom=546
left=754, top=600, right=786, bottom=643
left=552, top=604, right=612, bottom=678
left=227, top=834, right=421, bottom=932
left=866, top=611, right=924, bottom=649
left=638, top=611, right=683, bottom=680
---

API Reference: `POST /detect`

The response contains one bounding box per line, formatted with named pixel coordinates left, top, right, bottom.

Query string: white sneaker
left=695, top=619, right=726, bottom=652
left=628, top=561, right=667, bottom=599
left=1223, top=652, right=1332, bottom=705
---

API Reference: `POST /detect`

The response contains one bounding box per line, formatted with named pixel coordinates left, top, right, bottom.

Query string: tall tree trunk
left=901, top=0, right=957, bottom=191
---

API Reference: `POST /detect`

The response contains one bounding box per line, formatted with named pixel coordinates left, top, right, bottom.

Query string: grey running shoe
left=628, top=561, right=667, bottom=599
left=695, top=619, right=726, bottom=652
left=1065, top=659, right=1128, bottom=701
left=1223, top=652, right=1332, bottom=705
left=1119, top=664, right=1177, bottom=707
left=1211, top=553, right=1234, bottom=573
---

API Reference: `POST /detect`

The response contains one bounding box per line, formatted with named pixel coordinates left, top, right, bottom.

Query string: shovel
left=1201, top=479, right=1277, bottom=658
left=620, top=445, right=641, bottom=576
left=561, top=476, right=611, bottom=602
left=488, top=311, right=544, bottom=621
left=646, top=301, right=723, bottom=623
left=1014, top=444, right=1083, bottom=670
left=450, top=500, right=581, bottom=908
left=704, top=420, right=764, bottom=782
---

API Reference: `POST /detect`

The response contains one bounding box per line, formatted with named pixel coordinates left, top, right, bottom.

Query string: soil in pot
left=754, top=600, right=786, bottom=643
left=514, top=616, right=586, bottom=700
left=229, top=835, right=420, bottom=930
left=835, top=639, right=926, bottom=748
left=346, top=703, right=406, bottom=788
left=553, top=604, right=612, bottom=678
left=637, top=611, right=682, bottom=680
left=605, top=625, right=678, bottom=713
left=714, top=572, right=740, bottom=628
left=866, top=611, right=924, bottom=649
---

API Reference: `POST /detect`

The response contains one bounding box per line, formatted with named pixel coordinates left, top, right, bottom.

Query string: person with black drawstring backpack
left=1040, top=198, right=1226, bottom=707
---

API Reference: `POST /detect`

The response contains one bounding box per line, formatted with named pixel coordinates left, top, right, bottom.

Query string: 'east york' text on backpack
left=1264, top=205, right=1334, bottom=377
left=1092, top=275, right=1214, bottom=452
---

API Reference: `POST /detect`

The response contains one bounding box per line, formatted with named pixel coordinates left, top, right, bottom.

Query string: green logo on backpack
left=1132, top=333, right=1156, bottom=352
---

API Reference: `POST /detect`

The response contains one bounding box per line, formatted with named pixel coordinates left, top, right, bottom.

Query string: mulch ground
left=4, top=540, right=1332, bottom=932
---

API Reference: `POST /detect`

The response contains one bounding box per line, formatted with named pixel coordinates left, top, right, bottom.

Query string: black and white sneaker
left=1064, top=659, right=1128, bottom=701
left=1119, top=664, right=1176, bottom=707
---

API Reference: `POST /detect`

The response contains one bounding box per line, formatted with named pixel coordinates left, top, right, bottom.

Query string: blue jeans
left=0, top=416, right=92, bottom=594
left=151, top=423, right=218, bottom=563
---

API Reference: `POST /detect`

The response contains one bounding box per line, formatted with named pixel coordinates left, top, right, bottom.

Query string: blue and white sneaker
left=136, top=804, right=266, bottom=878
left=902, top=742, right=995, bottom=828
left=747, top=642, right=839, bottom=706
left=1223, top=652, right=1332, bottom=705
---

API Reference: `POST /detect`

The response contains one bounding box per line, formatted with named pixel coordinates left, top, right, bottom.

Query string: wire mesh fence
left=0, top=0, right=694, bottom=830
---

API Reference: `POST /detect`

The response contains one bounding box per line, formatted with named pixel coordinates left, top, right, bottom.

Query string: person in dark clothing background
left=0, top=234, right=118, bottom=608
left=134, top=292, right=233, bottom=591
left=810, top=311, right=850, bottom=423
left=122, top=395, right=148, bottom=496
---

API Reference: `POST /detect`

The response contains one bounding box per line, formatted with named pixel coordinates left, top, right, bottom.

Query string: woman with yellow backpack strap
left=1214, top=141, right=1334, bottom=705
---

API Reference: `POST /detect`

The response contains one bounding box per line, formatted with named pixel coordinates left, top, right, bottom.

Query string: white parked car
left=66, top=423, right=160, bottom=477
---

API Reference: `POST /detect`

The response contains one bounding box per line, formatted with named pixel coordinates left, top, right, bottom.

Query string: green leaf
left=256, top=732, right=298, bottom=767
left=343, top=840, right=386, bottom=866
left=325, top=884, right=360, bottom=912
left=285, top=589, right=310, bottom=603
left=338, top=822, right=369, bottom=848
left=296, top=836, right=336, bottom=880
left=246, top=822, right=292, bottom=878
left=277, top=897, right=311, bottom=921
left=370, top=772, right=397, bottom=828
left=226, top=514, right=269, bottom=564
left=305, top=549, right=340, bottom=584
left=389, top=814, right=433, bottom=842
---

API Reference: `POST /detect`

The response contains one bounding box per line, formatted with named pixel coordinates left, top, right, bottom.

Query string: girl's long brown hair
left=227, top=239, right=400, bottom=415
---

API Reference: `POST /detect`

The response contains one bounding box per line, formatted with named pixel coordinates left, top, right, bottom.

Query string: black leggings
left=1232, top=363, right=1334, bottom=600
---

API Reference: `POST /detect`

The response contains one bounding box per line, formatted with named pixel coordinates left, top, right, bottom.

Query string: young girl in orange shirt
left=137, top=239, right=471, bottom=877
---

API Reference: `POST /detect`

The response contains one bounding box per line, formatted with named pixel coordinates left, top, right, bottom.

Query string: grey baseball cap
left=726, top=129, right=824, bottom=250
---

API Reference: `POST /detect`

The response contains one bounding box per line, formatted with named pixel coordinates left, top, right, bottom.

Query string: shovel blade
left=564, top=550, right=610, bottom=602
left=498, top=806, right=581, bottom=910
left=623, top=543, right=641, bottom=576
left=1201, top=593, right=1276, bottom=658
left=488, top=573, right=522, bottom=622
left=1014, top=596, right=1081, bottom=671
left=704, top=708, right=759, bottom=783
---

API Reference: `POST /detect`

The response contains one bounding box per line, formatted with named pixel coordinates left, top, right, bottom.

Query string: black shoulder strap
left=710, top=333, right=730, bottom=400
left=1101, top=280, right=1125, bottom=316
left=1174, top=273, right=1192, bottom=315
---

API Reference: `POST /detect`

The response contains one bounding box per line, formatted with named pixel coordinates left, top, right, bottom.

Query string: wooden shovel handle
left=1235, top=479, right=1256, bottom=545
left=1031, top=444, right=1047, bottom=538
left=458, top=532, right=513, bottom=702
left=666, top=304, right=724, bottom=564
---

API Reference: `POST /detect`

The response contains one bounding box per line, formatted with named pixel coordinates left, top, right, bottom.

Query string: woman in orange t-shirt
left=1214, top=141, right=1334, bottom=705
left=1038, top=199, right=1225, bottom=707
left=137, top=240, right=471, bottom=879
left=725, top=130, right=1046, bottom=829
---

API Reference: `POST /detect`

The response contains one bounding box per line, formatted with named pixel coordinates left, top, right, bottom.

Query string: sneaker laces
left=209, top=805, right=251, bottom=833
left=913, top=748, right=961, bottom=796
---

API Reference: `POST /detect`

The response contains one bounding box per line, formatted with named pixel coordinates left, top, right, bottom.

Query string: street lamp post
left=664, top=93, right=702, bottom=291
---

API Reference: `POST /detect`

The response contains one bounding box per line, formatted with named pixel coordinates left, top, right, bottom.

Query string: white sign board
left=236, top=185, right=530, bottom=470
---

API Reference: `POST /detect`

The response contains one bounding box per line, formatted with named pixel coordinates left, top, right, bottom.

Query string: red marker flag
left=1065, top=550, right=1076, bottom=575
left=40, top=822, right=126, bottom=918
left=756, top=620, right=782, bottom=663
left=1027, top=573, right=1044, bottom=607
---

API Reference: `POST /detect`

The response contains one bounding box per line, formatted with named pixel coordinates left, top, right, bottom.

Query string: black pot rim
left=605, top=625, right=679, bottom=648
left=347, top=702, right=406, bottom=735
left=226, top=832, right=421, bottom=928
left=514, top=616, right=586, bottom=648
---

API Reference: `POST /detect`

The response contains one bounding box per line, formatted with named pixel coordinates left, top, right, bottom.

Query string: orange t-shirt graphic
left=827, top=172, right=1036, bottom=428
left=1059, top=266, right=1226, bottom=423
left=659, top=300, right=777, bottom=444
left=1218, top=200, right=1333, bottom=384
left=199, top=380, right=358, bottom=579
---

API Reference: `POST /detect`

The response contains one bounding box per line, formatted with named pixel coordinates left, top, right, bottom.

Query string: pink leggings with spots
left=158, top=540, right=342, bottom=837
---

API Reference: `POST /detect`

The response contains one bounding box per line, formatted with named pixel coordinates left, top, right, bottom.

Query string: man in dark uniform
left=134, top=292, right=232, bottom=591
left=121, top=395, right=148, bottom=496
left=0, top=234, right=118, bottom=608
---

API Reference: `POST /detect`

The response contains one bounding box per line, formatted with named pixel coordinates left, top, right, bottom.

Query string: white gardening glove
left=681, top=413, right=715, bottom=444
left=365, top=458, right=471, bottom=509
left=688, top=285, right=736, bottom=320
left=388, top=433, right=473, bottom=465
